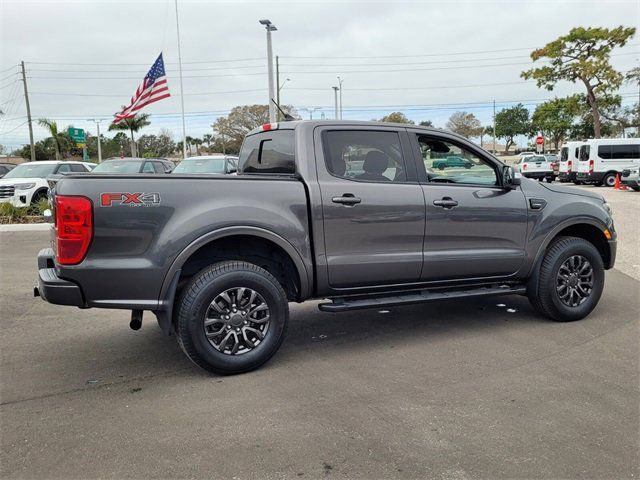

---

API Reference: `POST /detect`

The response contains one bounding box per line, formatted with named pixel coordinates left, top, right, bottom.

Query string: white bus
left=576, top=138, right=640, bottom=187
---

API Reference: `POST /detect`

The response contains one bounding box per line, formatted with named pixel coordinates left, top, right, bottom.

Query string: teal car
left=432, top=156, right=473, bottom=170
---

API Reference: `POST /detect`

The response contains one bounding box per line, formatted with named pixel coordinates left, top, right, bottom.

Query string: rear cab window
left=239, top=130, right=295, bottom=174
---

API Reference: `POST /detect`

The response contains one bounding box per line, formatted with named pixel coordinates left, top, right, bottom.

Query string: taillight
left=567, top=160, right=572, bottom=172
left=589, top=159, right=594, bottom=173
left=55, top=195, right=93, bottom=265
left=522, top=164, right=527, bottom=171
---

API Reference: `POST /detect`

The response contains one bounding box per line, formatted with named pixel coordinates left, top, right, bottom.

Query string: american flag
left=114, top=53, right=170, bottom=122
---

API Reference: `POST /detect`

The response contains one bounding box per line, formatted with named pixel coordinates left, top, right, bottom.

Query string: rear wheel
left=528, top=237, right=604, bottom=322
left=545, top=177, right=553, bottom=183
left=603, top=172, right=617, bottom=187
left=176, top=261, right=289, bottom=374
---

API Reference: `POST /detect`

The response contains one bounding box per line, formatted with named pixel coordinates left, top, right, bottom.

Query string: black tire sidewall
left=543, top=240, right=605, bottom=321
left=181, top=265, right=288, bottom=374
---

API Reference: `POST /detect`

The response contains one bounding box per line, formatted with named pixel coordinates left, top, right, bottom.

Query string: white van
left=576, top=138, right=640, bottom=187
left=558, top=141, right=584, bottom=183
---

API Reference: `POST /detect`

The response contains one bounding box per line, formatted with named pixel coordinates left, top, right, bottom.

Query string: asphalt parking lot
left=1, top=186, right=638, bottom=479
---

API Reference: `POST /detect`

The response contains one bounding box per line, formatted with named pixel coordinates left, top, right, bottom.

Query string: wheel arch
left=159, top=226, right=311, bottom=306
left=526, top=219, right=613, bottom=297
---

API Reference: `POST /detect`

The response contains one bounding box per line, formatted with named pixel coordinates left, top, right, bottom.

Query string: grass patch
left=0, top=198, right=49, bottom=223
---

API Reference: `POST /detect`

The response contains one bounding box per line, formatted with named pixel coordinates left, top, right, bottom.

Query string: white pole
left=266, top=27, right=276, bottom=123
left=174, top=0, right=187, bottom=160
left=332, top=86, right=339, bottom=119
left=91, top=119, right=103, bottom=163
left=337, top=76, right=343, bottom=120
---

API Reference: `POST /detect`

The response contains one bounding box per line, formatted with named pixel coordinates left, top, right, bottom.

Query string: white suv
left=0, top=160, right=94, bottom=207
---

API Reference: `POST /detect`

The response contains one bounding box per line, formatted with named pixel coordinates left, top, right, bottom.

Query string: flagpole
left=174, top=0, right=187, bottom=160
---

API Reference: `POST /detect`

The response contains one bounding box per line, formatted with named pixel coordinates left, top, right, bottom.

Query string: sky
left=0, top=0, right=638, bottom=152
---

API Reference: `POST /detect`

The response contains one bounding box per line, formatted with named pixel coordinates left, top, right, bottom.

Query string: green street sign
left=68, top=127, right=85, bottom=143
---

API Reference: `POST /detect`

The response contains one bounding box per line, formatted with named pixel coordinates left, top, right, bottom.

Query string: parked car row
left=0, top=155, right=239, bottom=207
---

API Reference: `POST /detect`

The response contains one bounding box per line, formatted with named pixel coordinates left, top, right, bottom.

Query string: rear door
left=316, top=127, right=425, bottom=288
left=409, top=131, right=528, bottom=281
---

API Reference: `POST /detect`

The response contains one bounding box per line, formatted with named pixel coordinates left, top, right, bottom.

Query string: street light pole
left=337, top=76, right=343, bottom=119
left=89, top=119, right=103, bottom=163
left=332, top=86, right=339, bottom=119
left=260, top=19, right=277, bottom=123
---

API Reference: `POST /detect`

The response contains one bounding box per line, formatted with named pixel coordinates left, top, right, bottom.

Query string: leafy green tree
left=479, top=125, right=493, bottom=149
left=108, top=113, right=150, bottom=157
left=445, top=111, right=483, bottom=138
left=378, top=112, right=414, bottom=124
left=419, top=120, right=433, bottom=127
left=202, top=133, right=213, bottom=150
left=522, top=26, right=636, bottom=138
left=531, top=96, right=582, bottom=150
left=192, top=137, right=203, bottom=155
left=137, top=129, right=175, bottom=157
left=212, top=104, right=297, bottom=154
left=495, top=104, right=531, bottom=153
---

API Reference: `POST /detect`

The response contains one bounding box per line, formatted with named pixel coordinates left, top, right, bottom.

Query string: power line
left=30, top=88, right=265, bottom=97
left=279, top=43, right=639, bottom=59
left=24, top=57, right=264, bottom=66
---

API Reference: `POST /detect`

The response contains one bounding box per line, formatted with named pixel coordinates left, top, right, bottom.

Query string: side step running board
left=318, top=283, right=527, bottom=313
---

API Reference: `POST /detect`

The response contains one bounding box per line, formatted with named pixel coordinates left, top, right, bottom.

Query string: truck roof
left=246, top=119, right=442, bottom=136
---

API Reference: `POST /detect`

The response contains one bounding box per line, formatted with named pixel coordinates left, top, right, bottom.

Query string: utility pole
left=21, top=61, right=35, bottom=161
left=259, top=19, right=277, bottom=123
left=89, top=119, right=103, bottom=163
left=337, top=76, right=343, bottom=119
left=332, top=86, right=339, bottom=119
left=276, top=55, right=280, bottom=120
left=492, top=99, right=497, bottom=154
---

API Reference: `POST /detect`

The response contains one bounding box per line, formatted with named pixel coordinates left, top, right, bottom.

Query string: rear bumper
left=576, top=171, right=605, bottom=183
left=522, top=172, right=552, bottom=179
left=558, top=172, right=576, bottom=182
left=35, top=248, right=86, bottom=307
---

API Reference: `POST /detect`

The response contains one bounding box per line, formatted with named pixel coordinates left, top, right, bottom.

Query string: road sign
left=535, top=136, right=544, bottom=145
left=68, top=127, right=86, bottom=146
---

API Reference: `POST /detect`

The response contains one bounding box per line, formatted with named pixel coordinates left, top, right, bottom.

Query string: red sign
left=535, top=136, right=544, bottom=145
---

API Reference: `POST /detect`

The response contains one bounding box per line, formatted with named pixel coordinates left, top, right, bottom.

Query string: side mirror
left=503, top=166, right=521, bottom=189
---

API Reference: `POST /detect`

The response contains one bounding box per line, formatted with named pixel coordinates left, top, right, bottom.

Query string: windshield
left=173, top=158, right=226, bottom=174
left=3, top=163, right=57, bottom=179
left=92, top=161, right=143, bottom=173
left=526, top=155, right=546, bottom=162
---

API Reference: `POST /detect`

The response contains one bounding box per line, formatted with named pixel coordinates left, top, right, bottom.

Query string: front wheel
left=545, top=177, right=553, bottom=183
left=528, top=237, right=604, bottom=322
left=176, top=261, right=289, bottom=374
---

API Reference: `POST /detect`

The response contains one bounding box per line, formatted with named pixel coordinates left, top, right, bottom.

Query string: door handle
left=433, top=197, right=458, bottom=209
left=332, top=193, right=361, bottom=206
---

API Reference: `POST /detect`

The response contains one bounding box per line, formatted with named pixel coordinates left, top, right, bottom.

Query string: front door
left=410, top=132, right=528, bottom=281
left=317, top=127, right=425, bottom=288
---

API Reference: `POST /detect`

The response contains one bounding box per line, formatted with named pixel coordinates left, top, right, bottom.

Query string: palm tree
left=192, top=137, right=203, bottom=155
left=108, top=113, right=150, bottom=157
left=185, top=136, right=194, bottom=156
left=202, top=134, right=212, bottom=151
left=37, top=118, right=65, bottom=160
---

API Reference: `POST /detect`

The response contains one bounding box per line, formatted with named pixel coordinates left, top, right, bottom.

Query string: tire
left=573, top=181, right=583, bottom=185
left=438, top=164, right=445, bottom=170
left=545, top=177, right=553, bottom=183
left=631, top=186, right=640, bottom=192
left=464, top=163, right=472, bottom=169
left=176, top=261, right=289, bottom=374
left=603, top=172, right=617, bottom=187
left=31, top=190, right=47, bottom=204
left=528, top=236, right=605, bottom=322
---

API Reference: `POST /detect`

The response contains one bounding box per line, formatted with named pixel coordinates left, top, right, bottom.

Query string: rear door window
left=152, top=162, right=166, bottom=173
left=70, top=164, right=86, bottom=172
left=322, top=130, right=408, bottom=183
left=239, top=130, right=295, bottom=174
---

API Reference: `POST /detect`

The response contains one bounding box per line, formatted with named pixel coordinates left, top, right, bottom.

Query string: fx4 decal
left=100, top=192, right=161, bottom=207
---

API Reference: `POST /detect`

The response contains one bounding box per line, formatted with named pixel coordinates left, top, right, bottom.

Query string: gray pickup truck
left=36, top=121, right=617, bottom=374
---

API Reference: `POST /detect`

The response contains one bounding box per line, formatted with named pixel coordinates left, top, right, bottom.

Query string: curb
left=0, top=223, right=50, bottom=232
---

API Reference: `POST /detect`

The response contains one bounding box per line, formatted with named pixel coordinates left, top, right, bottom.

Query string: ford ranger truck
left=35, top=121, right=617, bottom=374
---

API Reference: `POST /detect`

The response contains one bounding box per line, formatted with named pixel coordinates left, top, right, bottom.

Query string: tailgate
left=522, top=160, right=551, bottom=173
